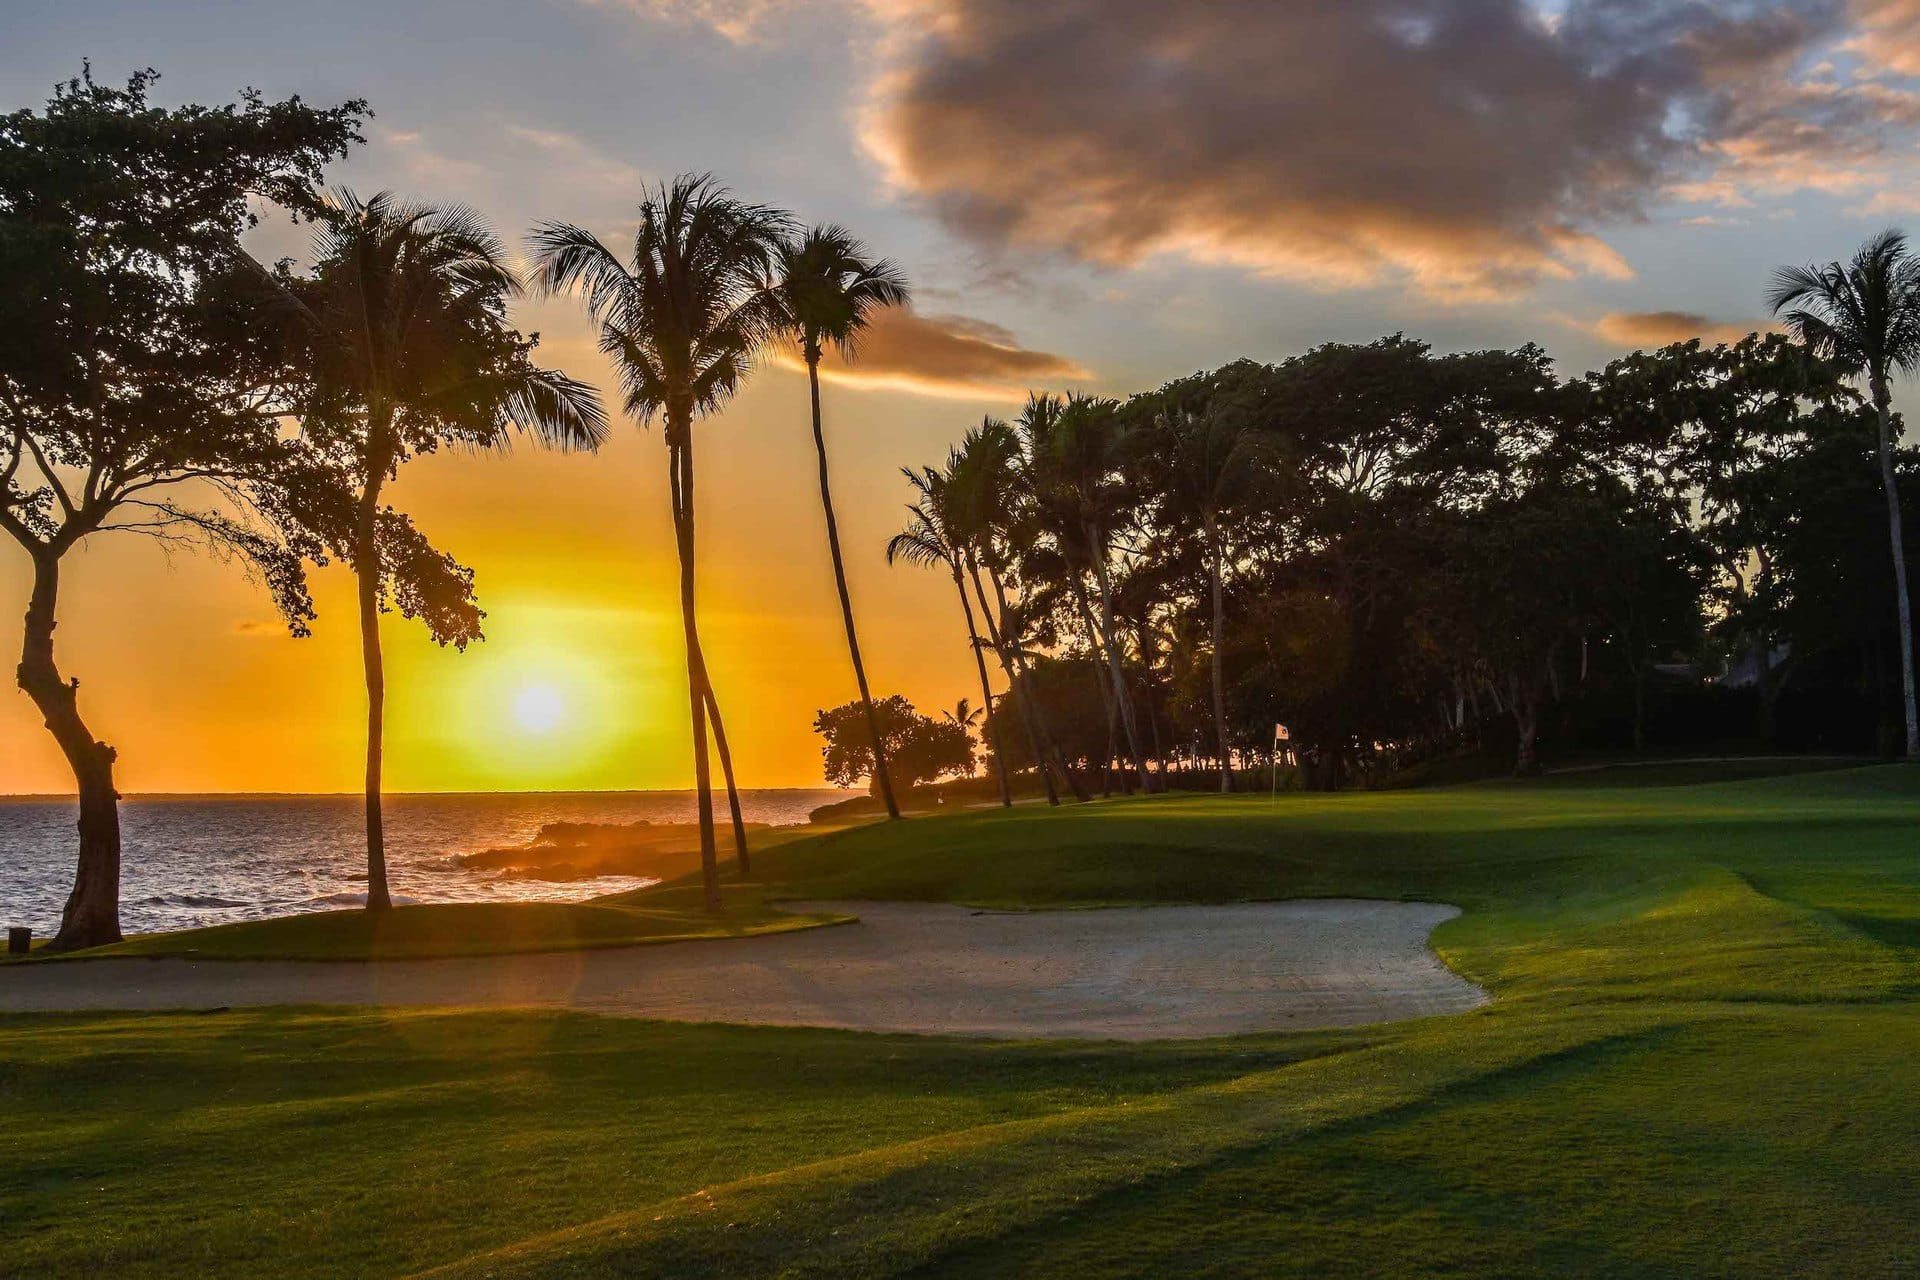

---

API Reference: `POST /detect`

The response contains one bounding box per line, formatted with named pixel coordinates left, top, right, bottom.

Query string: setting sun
left=512, top=684, right=565, bottom=734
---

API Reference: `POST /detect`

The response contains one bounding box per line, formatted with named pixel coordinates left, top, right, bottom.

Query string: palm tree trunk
left=669, top=410, right=721, bottom=911
left=1872, top=382, right=1919, bottom=757
left=952, top=564, right=1012, bottom=807
left=807, top=358, right=901, bottom=818
left=355, top=469, right=392, bottom=914
left=994, top=568, right=1090, bottom=802
left=1145, top=692, right=1165, bottom=784
left=1085, top=534, right=1153, bottom=792
left=983, top=560, right=1091, bottom=801
left=701, top=678, right=749, bottom=873
left=965, top=557, right=1060, bottom=804
left=19, top=552, right=125, bottom=951
left=1208, top=523, right=1231, bottom=793
left=1070, top=584, right=1119, bottom=796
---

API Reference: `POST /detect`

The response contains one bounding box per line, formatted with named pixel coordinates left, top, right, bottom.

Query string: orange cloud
left=1592, top=311, right=1769, bottom=349
left=1852, top=0, right=1920, bottom=75
left=773, top=307, right=1089, bottom=400
left=581, top=0, right=803, bottom=44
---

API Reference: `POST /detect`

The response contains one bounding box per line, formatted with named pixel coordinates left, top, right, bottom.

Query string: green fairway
left=3, top=763, right=1918, bottom=1277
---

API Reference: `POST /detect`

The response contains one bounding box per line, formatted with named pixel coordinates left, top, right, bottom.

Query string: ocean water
left=0, top=790, right=846, bottom=936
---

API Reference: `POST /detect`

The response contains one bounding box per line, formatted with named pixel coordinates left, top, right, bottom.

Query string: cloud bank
left=856, top=0, right=1920, bottom=298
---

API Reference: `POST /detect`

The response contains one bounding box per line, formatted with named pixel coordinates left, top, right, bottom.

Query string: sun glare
left=512, top=684, right=565, bottom=734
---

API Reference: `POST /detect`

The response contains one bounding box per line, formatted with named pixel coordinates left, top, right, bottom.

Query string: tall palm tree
left=943, top=418, right=1088, bottom=801
left=1016, top=393, right=1156, bottom=792
left=1143, top=398, right=1264, bottom=790
left=771, top=226, right=911, bottom=820
left=1771, top=229, right=1920, bottom=757
left=532, top=175, right=791, bottom=909
left=889, top=465, right=1012, bottom=806
left=276, top=190, right=606, bottom=909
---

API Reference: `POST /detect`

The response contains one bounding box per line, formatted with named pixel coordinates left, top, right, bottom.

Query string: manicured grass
left=47, top=885, right=846, bottom=961
left=4, top=761, right=1919, bottom=1277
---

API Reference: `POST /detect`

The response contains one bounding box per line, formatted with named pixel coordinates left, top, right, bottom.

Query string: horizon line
left=0, top=786, right=854, bottom=802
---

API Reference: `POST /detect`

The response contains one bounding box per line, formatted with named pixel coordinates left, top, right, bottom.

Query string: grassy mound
left=4, top=760, right=1919, bottom=1277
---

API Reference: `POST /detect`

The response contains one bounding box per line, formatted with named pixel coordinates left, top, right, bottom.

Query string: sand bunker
left=0, top=900, right=1485, bottom=1039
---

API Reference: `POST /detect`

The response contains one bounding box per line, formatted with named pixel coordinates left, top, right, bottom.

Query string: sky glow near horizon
left=7, top=0, right=1920, bottom=793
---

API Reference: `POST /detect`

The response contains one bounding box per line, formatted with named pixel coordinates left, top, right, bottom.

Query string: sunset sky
left=8, top=0, right=1920, bottom=793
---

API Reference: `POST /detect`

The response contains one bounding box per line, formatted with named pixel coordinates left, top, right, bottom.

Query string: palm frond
left=1769, top=229, right=1920, bottom=381
left=506, top=367, right=610, bottom=451
left=770, top=223, right=911, bottom=362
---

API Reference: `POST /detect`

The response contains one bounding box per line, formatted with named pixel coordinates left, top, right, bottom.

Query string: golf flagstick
left=1272, top=723, right=1289, bottom=806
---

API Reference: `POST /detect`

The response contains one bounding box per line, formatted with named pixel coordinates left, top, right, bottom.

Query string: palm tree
left=1771, top=229, right=1920, bottom=757
left=1142, top=397, right=1264, bottom=790
left=943, top=698, right=982, bottom=775
left=889, top=466, right=1012, bottom=805
left=942, top=418, right=1088, bottom=801
left=532, top=175, right=791, bottom=909
left=770, top=227, right=911, bottom=819
left=272, top=191, right=606, bottom=910
left=1016, top=393, right=1156, bottom=792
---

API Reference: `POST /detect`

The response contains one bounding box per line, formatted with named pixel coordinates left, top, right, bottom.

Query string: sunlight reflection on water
left=0, top=790, right=845, bottom=935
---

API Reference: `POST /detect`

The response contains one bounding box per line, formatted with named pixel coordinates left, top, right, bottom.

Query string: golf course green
left=4, top=761, right=1917, bottom=1278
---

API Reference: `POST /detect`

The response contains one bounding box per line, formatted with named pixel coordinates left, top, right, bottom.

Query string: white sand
left=0, top=900, right=1486, bottom=1040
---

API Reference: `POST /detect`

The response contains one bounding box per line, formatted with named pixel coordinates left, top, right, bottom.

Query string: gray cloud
left=774, top=306, right=1089, bottom=399
left=860, top=0, right=1914, bottom=298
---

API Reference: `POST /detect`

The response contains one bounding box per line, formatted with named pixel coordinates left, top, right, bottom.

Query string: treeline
left=891, top=330, right=1920, bottom=797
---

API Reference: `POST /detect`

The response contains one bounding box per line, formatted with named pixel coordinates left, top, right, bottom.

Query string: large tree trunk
left=701, top=679, right=749, bottom=874
left=669, top=409, right=721, bottom=911
left=355, top=465, right=392, bottom=914
left=1208, top=523, right=1231, bottom=793
left=1872, top=382, right=1919, bottom=758
left=19, top=553, right=124, bottom=951
left=953, top=566, right=1012, bottom=808
left=808, top=358, right=900, bottom=819
left=1085, top=534, right=1154, bottom=792
left=1751, top=634, right=1780, bottom=747
left=1510, top=673, right=1542, bottom=777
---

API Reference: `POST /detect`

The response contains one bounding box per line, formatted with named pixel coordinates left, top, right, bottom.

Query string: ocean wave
left=303, top=891, right=421, bottom=909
